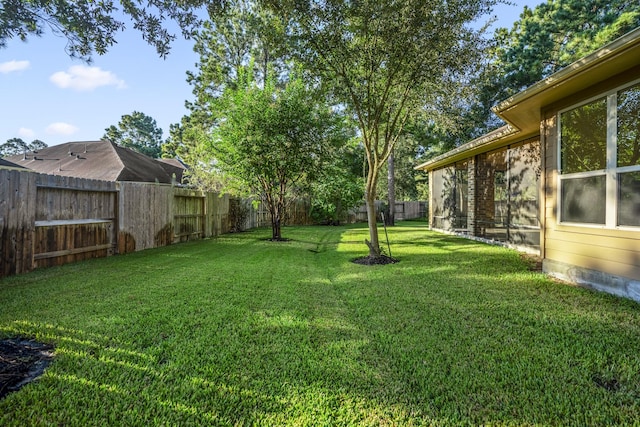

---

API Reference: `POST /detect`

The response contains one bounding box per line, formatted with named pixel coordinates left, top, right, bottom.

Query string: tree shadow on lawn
left=0, top=321, right=289, bottom=425
left=3, top=226, right=640, bottom=425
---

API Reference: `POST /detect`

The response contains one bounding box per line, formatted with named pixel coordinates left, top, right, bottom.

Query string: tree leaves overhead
left=462, top=0, right=640, bottom=139
left=495, top=0, right=640, bottom=95
left=0, top=0, right=224, bottom=61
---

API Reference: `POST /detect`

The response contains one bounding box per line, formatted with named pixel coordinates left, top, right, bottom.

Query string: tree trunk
left=387, top=149, right=395, bottom=226
left=271, top=183, right=286, bottom=241
left=365, top=165, right=381, bottom=257
left=272, top=216, right=281, bottom=240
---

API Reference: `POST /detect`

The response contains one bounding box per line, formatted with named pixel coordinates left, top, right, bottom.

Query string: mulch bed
left=0, top=338, right=54, bottom=400
left=352, top=255, right=399, bottom=265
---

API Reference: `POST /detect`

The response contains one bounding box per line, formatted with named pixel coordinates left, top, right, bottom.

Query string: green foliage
left=186, top=1, right=287, bottom=125
left=376, top=131, right=429, bottom=202
left=464, top=0, right=640, bottom=139
left=212, top=66, right=340, bottom=239
left=0, top=138, right=28, bottom=156
left=310, top=141, right=364, bottom=224
left=0, top=0, right=223, bottom=61
left=103, top=111, right=164, bottom=158
left=560, top=97, right=608, bottom=174
left=617, top=83, right=640, bottom=168
left=496, top=0, right=640, bottom=91
left=161, top=119, right=225, bottom=191
left=2, top=224, right=640, bottom=425
left=178, top=0, right=293, bottom=194
left=268, top=0, right=494, bottom=255
left=0, top=138, right=48, bottom=156
left=28, top=139, right=47, bottom=151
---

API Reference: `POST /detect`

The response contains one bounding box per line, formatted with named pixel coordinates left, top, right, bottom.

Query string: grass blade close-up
left=1, top=222, right=640, bottom=426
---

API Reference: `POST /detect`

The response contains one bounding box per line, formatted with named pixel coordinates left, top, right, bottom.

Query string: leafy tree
left=161, top=119, right=225, bottom=191
left=496, top=0, right=640, bottom=93
left=177, top=1, right=294, bottom=193
left=0, top=0, right=223, bottom=61
left=467, top=0, right=640, bottom=138
left=310, top=138, right=364, bottom=225
left=0, top=138, right=48, bottom=156
left=0, top=138, right=28, bottom=156
left=211, top=66, right=340, bottom=240
left=377, top=135, right=427, bottom=202
left=267, top=0, right=495, bottom=257
left=104, top=111, right=164, bottom=158
left=160, top=123, right=184, bottom=160
left=29, top=139, right=47, bottom=151
left=185, top=1, right=287, bottom=126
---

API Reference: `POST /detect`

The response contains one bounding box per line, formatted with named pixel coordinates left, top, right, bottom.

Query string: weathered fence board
left=31, top=175, right=118, bottom=268
left=0, top=170, right=36, bottom=277
left=118, top=182, right=173, bottom=253
left=173, top=189, right=205, bottom=242
left=33, top=220, right=114, bottom=268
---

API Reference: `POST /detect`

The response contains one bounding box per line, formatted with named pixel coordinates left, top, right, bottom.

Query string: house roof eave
left=415, top=27, right=640, bottom=173
left=415, top=125, right=538, bottom=171
left=493, top=26, right=640, bottom=133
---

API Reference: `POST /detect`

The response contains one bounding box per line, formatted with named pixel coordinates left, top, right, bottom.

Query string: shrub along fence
left=0, top=169, right=311, bottom=278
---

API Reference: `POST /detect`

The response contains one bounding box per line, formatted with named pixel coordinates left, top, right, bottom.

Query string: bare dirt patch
left=0, top=338, right=54, bottom=399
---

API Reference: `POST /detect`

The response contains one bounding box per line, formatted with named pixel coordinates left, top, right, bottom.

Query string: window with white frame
left=558, top=81, right=640, bottom=228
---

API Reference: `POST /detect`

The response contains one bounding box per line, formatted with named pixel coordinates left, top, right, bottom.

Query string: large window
left=558, top=81, right=640, bottom=228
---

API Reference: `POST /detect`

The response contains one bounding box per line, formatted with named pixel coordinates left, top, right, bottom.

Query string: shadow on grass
left=1, top=223, right=640, bottom=425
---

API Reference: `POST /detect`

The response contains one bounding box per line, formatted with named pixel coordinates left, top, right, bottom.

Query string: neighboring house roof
left=4, top=140, right=186, bottom=184
left=0, top=158, right=27, bottom=169
left=156, top=157, right=188, bottom=183
left=416, top=26, right=640, bottom=171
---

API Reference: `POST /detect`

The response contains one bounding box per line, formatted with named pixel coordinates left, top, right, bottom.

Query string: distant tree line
left=0, top=138, right=48, bottom=156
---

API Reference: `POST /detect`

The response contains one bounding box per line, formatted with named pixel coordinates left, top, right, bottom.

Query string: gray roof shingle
left=3, top=140, right=185, bottom=183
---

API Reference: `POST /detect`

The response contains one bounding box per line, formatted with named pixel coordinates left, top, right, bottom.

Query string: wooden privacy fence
left=0, top=169, right=312, bottom=278
left=1, top=168, right=424, bottom=278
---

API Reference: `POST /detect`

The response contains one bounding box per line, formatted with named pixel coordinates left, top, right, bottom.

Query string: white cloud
left=18, top=128, right=36, bottom=139
left=49, top=65, right=127, bottom=91
left=0, top=60, right=30, bottom=74
left=46, top=122, right=79, bottom=136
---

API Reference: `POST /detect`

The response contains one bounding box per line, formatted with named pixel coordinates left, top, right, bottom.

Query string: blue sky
left=0, top=1, right=541, bottom=147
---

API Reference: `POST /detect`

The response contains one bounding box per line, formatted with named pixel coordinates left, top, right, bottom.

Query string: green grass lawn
left=2, top=222, right=640, bottom=426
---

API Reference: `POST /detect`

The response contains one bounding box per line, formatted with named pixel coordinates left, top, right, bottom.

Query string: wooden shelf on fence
left=35, top=219, right=114, bottom=227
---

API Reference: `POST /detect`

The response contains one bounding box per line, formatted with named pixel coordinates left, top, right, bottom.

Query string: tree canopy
left=0, top=0, right=224, bottom=61
left=104, top=111, right=164, bottom=158
left=457, top=0, right=640, bottom=141
left=211, top=67, right=344, bottom=240
left=185, top=1, right=287, bottom=127
left=266, top=0, right=497, bottom=257
left=0, top=138, right=48, bottom=157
